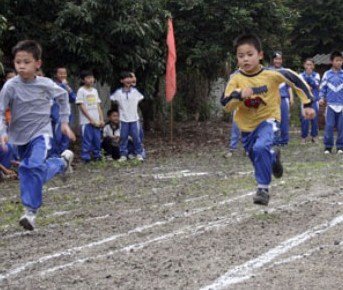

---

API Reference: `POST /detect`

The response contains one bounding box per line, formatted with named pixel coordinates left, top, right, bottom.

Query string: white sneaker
left=61, top=150, right=74, bottom=173
left=128, top=154, right=135, bottom=160
left=337, top=149, right=343, bottom=154
left=118, top=156, right=127, bottom=162
left=19, top=209, right=36, bottom=231
left=136, top=154, right=144, bottom=162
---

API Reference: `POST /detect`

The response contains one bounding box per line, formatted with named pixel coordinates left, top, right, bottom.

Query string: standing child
left=76, top=70, right=104, bottom=162
left=300, top=58, right=320, bottom=144
left=222, top=34, right=315, bottom=205
left=51, top=66, right=77, bottom=156
left=0, top=40, right=75, bottom=230
left=110, top=71, right=144, bottom=162
left=319, top=51, right=343, bottom=154
left=270, top=52, right=294, bottom=146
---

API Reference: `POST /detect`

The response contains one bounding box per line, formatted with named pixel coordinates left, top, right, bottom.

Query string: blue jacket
left=300, top=71, right=320, bottom=101
left=51, top=82, right=76, bottom=123
left=319, top=69, right=343, bottom=105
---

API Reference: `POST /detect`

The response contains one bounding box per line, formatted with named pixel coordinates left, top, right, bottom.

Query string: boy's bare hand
left=241, top=88, right=254, bottom=99
left=61, top=123, right=76, bottom=141
left=98, top=121, right=105, bottom=128
left=0, top=135, right=8, bottom=151
left=303, top=107, right=316, bottom=120
left=319, top=99, right=326, bottom=106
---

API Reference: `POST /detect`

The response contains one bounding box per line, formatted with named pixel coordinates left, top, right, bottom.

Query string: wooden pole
left=170, top=100, right=173, bottom=143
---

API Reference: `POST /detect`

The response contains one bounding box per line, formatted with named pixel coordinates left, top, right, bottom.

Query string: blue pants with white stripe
left=300, top=101, right=319, bottom=138
left=241, top=121, right=277, bottom=188
left=324, top=106, right=343, bottom=150
left=81, top=124, right=102, bottom=161
left=17, top=135, right=66, bottom=211
left=120, top=121, right=143, bottom=157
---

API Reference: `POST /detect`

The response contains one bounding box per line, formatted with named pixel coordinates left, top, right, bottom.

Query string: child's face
left=56, top=68, right=68, bottom=82
left=304, top=61, right=314, bottom=73
left=109, top=112, right=119, bottom=124
left=236, top=44, right=263, bottom=73
left=130, top=74, right=137, bottom=86
left=14, top=51, right=41, bottom=80
left=120, top=77, right=132, bottom=88
left=272, top=56, right=283, bottom=68
left=332, top=56, right=343, bottom=70
left=83, top=75, right=95, bottom=86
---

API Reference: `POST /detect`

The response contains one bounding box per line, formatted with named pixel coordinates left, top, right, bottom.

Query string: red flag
left=166, top=18, right=177, bottom=103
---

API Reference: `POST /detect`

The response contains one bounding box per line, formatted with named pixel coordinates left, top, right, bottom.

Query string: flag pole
left=170, top=100, right=173, bottom=143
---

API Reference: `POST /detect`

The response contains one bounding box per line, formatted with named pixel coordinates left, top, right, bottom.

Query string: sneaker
left=337, top=149, right=343, bottom=154
left=311, top=137, right=318, bottom=144
left=253, top=188, right=270, bottom=206
left=136, top=154, right=144, bottom=162
left=272, top=148, right=283, bottom=178
left=118, top=156, right=127, bottom=163
left=301, top=138, right=307, bottom=145
left=224, top=149, right=235, bottom=158
left=61, top=150, right=74, bottom=173
left=324, top=148, right=332, bottom=154
left=128, top=154, right=135, bottom=160
left=19, top=209, right=36, bottom=231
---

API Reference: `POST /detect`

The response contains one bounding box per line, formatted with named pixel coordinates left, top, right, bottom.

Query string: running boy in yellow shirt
left=221, top=34, right=315, bottom=205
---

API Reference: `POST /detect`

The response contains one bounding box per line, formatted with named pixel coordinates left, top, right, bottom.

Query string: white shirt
left=76, top=86, right=101, bottom=125
left=110, top=88, right=143, bottom=122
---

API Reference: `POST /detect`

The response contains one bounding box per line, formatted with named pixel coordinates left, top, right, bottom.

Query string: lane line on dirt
left=199, top=214, right=343, bottom=290
left=0, top=190, right=255, bottom=282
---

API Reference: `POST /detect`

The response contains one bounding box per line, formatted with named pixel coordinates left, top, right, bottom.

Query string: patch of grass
left=0, top=200, right=23, bottom=229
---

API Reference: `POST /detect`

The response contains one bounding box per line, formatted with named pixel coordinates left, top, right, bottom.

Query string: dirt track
left=0, top=122, right=342, bottom=290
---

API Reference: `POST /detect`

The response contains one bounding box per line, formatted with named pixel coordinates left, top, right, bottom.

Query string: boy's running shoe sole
left=272, top=148, right=283, bottom=178
left=19, top=215, right=35, bottom=231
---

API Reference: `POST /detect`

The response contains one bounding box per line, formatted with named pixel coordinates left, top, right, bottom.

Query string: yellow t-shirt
left=224, top=67, right=313, bottom=132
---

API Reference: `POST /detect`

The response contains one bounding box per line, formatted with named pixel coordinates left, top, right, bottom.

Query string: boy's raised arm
left=221, top=77, right=242, bottom=112
left=277, top=69, right=313, bottom=106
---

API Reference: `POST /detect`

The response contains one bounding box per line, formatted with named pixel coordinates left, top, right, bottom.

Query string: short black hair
left=304, top=58, right=314, bottom=64
left=330, top=50, right=343, bottom=61
left=80, top=70, right=93, bottom=80
left=272, top=51, right=282, bottom=59
left=120, top=71, right=132, bottom=80
left=54, top=66, right=67, bottom=75
left=12, top=40, right=42, bottom=60
left=233, top=33, right=262, bottom=53
left=107, top=109, right=119, bottom=117
left=4, top=67, right=16, bottom=76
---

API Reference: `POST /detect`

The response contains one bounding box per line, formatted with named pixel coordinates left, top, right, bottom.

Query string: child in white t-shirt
left=76, top=70, right=104, bottom=162
left=110, top=71, right=144, bottom=162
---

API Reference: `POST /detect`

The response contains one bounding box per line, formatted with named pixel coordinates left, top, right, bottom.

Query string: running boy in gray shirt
left=0, top=40, right=76, bottom=231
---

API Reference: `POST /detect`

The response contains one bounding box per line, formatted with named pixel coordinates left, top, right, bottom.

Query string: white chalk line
left=35, top=196, right=314, bottom=279
left=199, top=215, right=343, bottom=290
left=0, top=189, right=260, bottom=282
left=153, top=170, right=212, bottom=180
left=2, top=188, right=322, bottom=283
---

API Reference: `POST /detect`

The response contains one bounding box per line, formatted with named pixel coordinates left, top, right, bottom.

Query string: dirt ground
left=0, top=121, right=342, bottom=290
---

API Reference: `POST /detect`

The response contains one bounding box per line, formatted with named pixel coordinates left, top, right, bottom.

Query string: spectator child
left=102, top=109, right=121, bottom=160
left=319, top=51, right=343, bottom=154
left=51, top=66, right=77, bottom=156
left=300, top=59, right=320, bottom=144
left=110, top=71, right=144, bottom=162
left=76, top=70, right=104, bottom=162
left=0, top=40, right=75, bottom=230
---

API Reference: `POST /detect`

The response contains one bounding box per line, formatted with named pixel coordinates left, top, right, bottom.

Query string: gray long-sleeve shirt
left=0, top=76, right=70, bottom=145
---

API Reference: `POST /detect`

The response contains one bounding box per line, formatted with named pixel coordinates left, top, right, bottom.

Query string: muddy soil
left=0, top=121, right=342, bottom=290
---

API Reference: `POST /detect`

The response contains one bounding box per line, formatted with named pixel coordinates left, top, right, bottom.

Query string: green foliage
left=289, top=0, right=343, bottom=57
